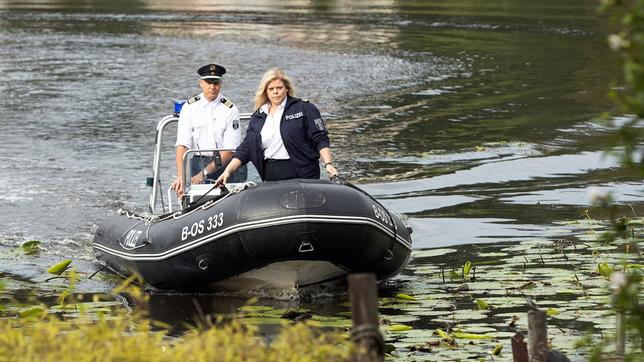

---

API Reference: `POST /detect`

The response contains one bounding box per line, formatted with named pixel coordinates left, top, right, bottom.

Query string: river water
left=0, top=0, right=642, bottom=360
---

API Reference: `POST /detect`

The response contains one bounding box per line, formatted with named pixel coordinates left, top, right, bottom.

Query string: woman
left=215, top=68, right=338, bottom=185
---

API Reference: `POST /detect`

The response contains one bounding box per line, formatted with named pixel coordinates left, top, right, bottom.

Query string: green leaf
left=597, top=263, right=613, bottom=278
left=453, top=332, right=494, bottom=340
left=237, top=305, right=274, bottom=312
left=491, top=343, right=503, bottom=355
left=436, top=328, right=450, bottom=339
left=475, top=298, right=490, bottom=310
left=47, top=259, right=72, bottom=275
left=388, top=324, right=413, bottom=332
left=546, top=308, right=560, bottom=316
left=20, top=307, right=45, bottom=319
left=21, top=240, right=41, bottom=254
left=463, top=261, right=472, bottom=278
left=394, top=293, right=418, bottom=302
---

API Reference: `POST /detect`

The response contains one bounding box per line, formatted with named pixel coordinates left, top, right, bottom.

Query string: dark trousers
left=264, top=159, right=297, bottom=181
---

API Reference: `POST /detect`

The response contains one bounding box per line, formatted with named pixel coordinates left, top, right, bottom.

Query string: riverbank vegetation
left=0, top=275, right=351, bottom=362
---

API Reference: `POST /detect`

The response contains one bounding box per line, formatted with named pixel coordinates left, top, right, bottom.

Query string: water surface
left=0, top=0, right=641, bottom=359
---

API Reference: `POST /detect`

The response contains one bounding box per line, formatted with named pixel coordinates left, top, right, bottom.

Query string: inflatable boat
left=93, top=109, right=412, bottom=291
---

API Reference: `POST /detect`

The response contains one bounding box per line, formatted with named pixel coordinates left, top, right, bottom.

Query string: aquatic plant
left=581, top=0, right=644, bottom=359
left=599, top=0, right=644, bottom=175
left=0, top=272, right=352, bottom=362
left=577, top=195, right=643, bottom=360
left=20, top=240, right=40, bottom=255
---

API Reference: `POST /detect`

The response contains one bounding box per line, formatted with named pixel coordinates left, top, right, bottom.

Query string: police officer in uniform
left=171, top=63, right=242, bottom=198
left=215, top=67, right=338, bottom=186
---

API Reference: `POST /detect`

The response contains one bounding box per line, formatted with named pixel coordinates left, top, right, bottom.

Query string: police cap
left=197, top=63, right=226, bottom=80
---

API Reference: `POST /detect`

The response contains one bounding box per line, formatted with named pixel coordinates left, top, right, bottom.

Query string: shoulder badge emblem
left=313, top=118, right=325, bottom=131
left=232, top=119, right=239, bottom=130
left=187, top=95, right=201, bottom=105
left=221, top=97, right=234, bottom=108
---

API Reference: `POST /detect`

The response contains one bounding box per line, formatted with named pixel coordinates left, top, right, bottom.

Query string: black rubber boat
left=92, top=110, right=412, bottom=291
left=94, top=178, right=412, bottom=291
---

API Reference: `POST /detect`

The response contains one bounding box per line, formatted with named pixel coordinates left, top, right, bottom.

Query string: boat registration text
left=182, top=212, right=224, bottom=241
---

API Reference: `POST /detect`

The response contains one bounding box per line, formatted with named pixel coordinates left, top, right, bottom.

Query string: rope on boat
left=111, top=182, right=258, bottom=246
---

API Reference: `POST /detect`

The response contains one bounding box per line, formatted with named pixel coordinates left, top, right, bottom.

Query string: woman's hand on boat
left=325, top=163, right=339, bottom=180
left=214, top=172, right=229, bottom=188
left=215, top=158, right=240, bottom=187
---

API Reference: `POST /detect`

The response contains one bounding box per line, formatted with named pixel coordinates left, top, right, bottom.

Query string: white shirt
left=260, top=98, right=290, bottom=160
left=175, top=92, right=241, bottom=155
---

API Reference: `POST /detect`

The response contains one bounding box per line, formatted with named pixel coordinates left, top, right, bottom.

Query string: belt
left=194, top=155, right=212, bottom=159
left=265, top=158, right=290, bottom=163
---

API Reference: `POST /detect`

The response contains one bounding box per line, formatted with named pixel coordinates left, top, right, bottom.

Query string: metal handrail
left=148, top=112, right=252, bottom=214
left=149, top=115, right=179, bottom=214
left=181, top=148, right=233, bottom=185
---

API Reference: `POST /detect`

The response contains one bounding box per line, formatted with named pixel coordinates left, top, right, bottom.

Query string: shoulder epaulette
left=300, top=98, right=309, bottom=103
left=187, top=95, right=200, bottom=105
left=221, top=97, right=234, bottom=108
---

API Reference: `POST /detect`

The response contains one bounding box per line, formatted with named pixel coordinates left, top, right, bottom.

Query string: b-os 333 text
left=181, top=212, right=224, bottom=241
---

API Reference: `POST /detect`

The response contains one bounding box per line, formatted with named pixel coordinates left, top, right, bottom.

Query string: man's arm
left=171, top=145, right=189, bottom=197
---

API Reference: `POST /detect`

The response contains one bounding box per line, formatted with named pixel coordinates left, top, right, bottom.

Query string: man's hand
left=171, top=177, right=184, bottom=199
left=190, top=172, right=205, bottom=185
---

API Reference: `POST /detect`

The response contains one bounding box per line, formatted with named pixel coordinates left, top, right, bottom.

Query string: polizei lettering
left=284, top=111, right=303, bottom=120
left=181, top=212, right=224, bottom=241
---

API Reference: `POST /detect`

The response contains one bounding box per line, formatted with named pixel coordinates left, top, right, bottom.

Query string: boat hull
left=93, top=179, right=412, bottom=291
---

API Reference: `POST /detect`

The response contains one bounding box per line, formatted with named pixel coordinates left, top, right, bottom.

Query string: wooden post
left=348, top=273, right=383, bottom=362
left=511, top=331, right=528, bottom=362
left=615, top=312, right=625, bottom=356
left=528, top=309, right=549, bottom=362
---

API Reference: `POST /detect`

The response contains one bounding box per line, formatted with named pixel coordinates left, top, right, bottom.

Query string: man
left=171, top=63, right=242, bottom=198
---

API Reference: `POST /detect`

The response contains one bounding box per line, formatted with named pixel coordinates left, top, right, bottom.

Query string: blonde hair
left=254, top=68, right=296, bottom=110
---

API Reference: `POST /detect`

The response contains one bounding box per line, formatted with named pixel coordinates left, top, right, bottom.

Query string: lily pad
left=47, top=259, right=72, bottom=275
left=453, top=332, right=495, bottom=340
left=19, top=306, right=46, bottom=318
left=21, top=240, right=41, bottom=254
left=388, top=324, right=413, bottom=332
left=395, top=293, right=418, bottom=302
left=412, top=248, right=458, bottom=258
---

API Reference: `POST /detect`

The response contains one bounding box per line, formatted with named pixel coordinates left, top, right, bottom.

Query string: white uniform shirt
left=175, top=92, right=241, bottom=155
left=260, top=98, right=290, bottom=160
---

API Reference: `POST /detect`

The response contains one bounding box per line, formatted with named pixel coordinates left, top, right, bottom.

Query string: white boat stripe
left=94, top=215, right=412, bottom=261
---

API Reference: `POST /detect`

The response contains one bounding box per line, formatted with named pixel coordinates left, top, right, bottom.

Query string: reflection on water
left=0, top=1, right=641, bottom=349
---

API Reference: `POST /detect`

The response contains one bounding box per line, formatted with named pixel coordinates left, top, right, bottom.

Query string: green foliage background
left=601, top=0, right=644, bottom=174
